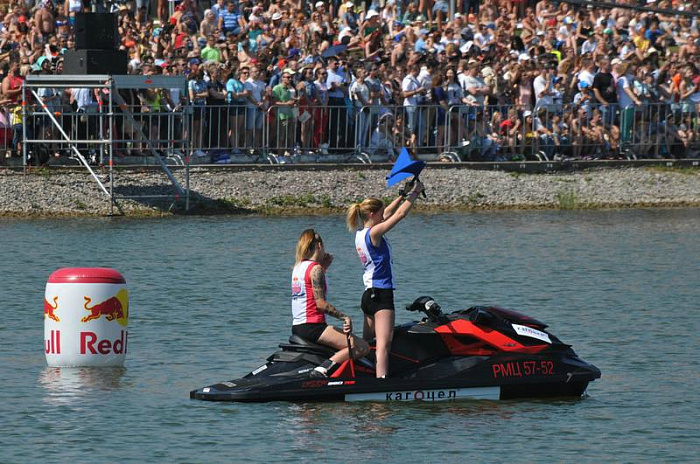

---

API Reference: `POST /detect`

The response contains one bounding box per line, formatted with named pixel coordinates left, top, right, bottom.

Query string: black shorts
left=361, top=288, right=395, bottom=316
left=292, top=323, right=328, bottom=343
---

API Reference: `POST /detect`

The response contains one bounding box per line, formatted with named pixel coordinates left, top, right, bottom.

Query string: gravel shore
left=1, top=165, right=698, bottom=217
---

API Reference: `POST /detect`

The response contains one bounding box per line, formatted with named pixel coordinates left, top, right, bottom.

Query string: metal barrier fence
left=9, top=100, right=700, bottom=164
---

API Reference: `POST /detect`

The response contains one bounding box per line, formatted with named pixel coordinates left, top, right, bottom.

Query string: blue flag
left=386, top=148, right=426, bottom=188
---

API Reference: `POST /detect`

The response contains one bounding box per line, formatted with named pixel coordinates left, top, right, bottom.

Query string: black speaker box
left=75, top=13, right=118, bottom=50
left=63, top=49, right=128, bottom=75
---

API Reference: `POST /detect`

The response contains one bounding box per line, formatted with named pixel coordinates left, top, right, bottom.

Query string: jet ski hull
left=190, top=352, right=600, bottom=402
left=191, top=302, right=601, bottom=403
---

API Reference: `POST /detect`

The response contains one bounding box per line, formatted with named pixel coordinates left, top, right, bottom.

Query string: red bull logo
left=44, top=296, right=60, bottom=322
left=81, top=289, right=129, bottom=326
left=357, top=247, right=368, bottom=265
left=291, top=276, right=302, bottom=295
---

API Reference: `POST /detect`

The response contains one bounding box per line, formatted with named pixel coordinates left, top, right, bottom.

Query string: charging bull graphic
left=81, top=289, right=129, bottom=326
left=44, top=296, right=60, bottom=322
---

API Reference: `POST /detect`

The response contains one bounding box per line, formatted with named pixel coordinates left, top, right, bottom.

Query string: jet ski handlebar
left=406, top=296, right=447, bottom=323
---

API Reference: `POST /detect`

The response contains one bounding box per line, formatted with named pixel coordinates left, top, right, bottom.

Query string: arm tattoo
left=310, top=266, right=347, bottom=321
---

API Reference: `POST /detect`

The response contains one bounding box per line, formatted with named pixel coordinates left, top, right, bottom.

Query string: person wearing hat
left=199, top=9, right=218, bottom=39
left=341, top=1, right=359, bottom=34
left=272, top=68, right=299, bottom=156
left=474, top=22, right=496, bottom=51
left=616, top=61, right=642, bottom=146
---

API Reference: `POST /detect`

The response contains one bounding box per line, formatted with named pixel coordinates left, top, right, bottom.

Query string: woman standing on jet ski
left=292, top=229, right=370, bottom=377
left=346, top=180, right=425, bottom=378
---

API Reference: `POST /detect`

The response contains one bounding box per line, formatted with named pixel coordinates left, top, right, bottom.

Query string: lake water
left=1, top=209, right=698, bottom=462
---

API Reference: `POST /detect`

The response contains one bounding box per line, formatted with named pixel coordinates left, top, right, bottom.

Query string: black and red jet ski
left=190, top=297, right=601, bottom=402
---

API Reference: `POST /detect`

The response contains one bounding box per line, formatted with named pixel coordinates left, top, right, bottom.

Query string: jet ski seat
left=283, top=335, right=336, bottom=357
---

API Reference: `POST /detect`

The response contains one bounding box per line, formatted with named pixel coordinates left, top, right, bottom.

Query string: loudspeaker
left=75, top=13, right=118, bottom=50
left=63, top=49, right=128, bottom=75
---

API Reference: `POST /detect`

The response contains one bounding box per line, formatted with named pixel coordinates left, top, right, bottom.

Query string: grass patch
left=556, top=188, right=578, bottom=210
left=215, top=197, right=251, bottom=209
left=318, top=194, right=332, bottom=208
left=467, top=191, right=485, bottom=203
left=74, top=200, right=87, bottom=210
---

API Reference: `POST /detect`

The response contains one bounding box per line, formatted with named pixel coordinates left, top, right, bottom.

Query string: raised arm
left=369, top=180, right=424, bottom=246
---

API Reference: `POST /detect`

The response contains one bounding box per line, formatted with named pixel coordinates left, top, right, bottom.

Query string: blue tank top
left=354, top=227, right=394, bottom=289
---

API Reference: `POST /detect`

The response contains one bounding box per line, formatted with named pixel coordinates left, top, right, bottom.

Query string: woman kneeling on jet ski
left=292, top=229, right=370, bottom=377
left=347, top=179, right=424, bottom=378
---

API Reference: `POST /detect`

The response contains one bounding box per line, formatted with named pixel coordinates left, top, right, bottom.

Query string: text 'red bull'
left=80, top=330, right=128, bottom=355
left=45, top=330, right=61, bottom=354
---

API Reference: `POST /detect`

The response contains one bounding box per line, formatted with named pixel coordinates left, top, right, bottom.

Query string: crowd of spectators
left=1, top=0, right=699, bottom=163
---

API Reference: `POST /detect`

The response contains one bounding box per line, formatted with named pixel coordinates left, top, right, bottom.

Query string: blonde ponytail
left=346, top=203, right=363, bottom=231
left=295, top=229, right=321, bottom=264
left=346, top=198, right=384, bottom=232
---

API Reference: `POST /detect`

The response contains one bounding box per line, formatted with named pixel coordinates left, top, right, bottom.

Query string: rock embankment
left=0, top=166, right=698, bottom=217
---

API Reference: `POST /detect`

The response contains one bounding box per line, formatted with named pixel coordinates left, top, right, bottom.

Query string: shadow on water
left=110, top=185, right=253, bottom=215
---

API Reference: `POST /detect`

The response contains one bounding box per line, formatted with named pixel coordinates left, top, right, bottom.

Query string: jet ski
left=190, top=297, right=601, bottom=402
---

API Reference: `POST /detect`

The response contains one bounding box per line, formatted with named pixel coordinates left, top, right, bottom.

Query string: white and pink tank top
left=291, top=260, right=326, bottom=325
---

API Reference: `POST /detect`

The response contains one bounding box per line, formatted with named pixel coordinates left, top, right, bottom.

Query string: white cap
left=366, top=10, right=379, bottom=19
left=315, top=1, right=324, bottom=7
left=272, top=12, right=282, bottom=20
left=460, top=41, right=474, bottom=54
left=345, top=1, right=354, bottom=7
left=523, top=110, right=532, bottom=117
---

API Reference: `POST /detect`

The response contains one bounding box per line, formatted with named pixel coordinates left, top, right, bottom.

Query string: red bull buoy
left=44, top=268, right=129, bottom=367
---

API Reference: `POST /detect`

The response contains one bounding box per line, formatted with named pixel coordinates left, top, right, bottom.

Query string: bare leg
left=373, top=309, right=395, bottom=378
left=363, top=314, right=375, bottom=342
left=316, top=326, right=369, bottom=364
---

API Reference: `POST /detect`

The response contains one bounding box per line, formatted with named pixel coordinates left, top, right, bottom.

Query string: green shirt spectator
left=201, top=45, right=222, bottom=62
left=272, top=70, right=296, bottom=120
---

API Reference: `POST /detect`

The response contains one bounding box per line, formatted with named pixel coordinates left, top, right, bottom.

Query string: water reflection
left=39, top=367, right=126, bottom=406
